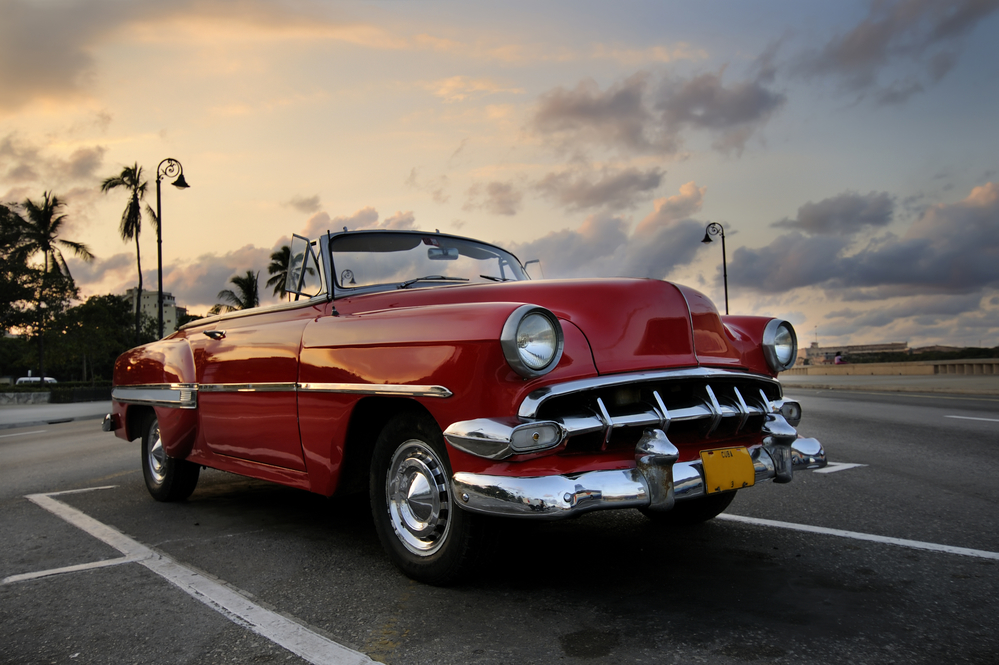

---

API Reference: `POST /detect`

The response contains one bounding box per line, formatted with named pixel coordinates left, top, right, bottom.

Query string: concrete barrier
left=784, top=358, right=998, bottom=377
left=0, top=392, right=51, bottom=405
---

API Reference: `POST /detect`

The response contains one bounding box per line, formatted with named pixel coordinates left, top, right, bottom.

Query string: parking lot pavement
left=0, top=402, right=110, bottom=430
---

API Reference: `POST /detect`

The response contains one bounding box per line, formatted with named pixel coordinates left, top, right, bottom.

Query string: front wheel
left=640, top=490, right=737, bottom=526
left=369, top=412, right=482, bottom=585
left=141, top=413, right=200, bottom=502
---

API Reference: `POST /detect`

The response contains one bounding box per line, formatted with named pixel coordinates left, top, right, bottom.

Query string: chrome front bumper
left=451, top=423, right=826, bottom=519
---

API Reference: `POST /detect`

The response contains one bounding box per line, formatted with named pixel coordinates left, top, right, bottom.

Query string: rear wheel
left=141, top=413, right=200, bottom=502
left=640, top=490, right=737, bottom=525
left=369, top=412, right=482, bottom=585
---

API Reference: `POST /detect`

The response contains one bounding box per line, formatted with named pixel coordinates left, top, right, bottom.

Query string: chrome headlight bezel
left=763, top=319, right=797, bottom=373
left=500, top=305, right=565, bottom=379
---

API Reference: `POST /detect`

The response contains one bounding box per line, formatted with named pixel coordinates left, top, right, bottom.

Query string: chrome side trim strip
left=518, top=367, right=780, bottom=419
left=113, top=380, right=453, bottom=406
left=111, top=384, right=198, bottom=409
left=199, top=383, right=297, bottom=393
left=298, top=383, right=453, bottom=398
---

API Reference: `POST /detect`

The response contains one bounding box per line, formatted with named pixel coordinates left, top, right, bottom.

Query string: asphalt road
left=1, top=389, right=997, bottom=664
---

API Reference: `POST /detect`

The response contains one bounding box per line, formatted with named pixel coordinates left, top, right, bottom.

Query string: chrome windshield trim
left=199, top=383, right=298, bottom=393
left=111, top=384, right=198, bottom=409
left=298, top=383, right=453, bottom=398
left=518, top=367, right=781, bottom=419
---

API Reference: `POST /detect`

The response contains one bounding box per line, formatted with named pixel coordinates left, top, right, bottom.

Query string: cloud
left=66, top=243, right=273, bottom=312
left=65, top=252, right=136, bottom=293
left=505, top=181, right=708, bottom=279
left=426, top=76, right=524, bottom=103
left=589, top=43, right=709, bottom=66
left=531, top=59, right=785, bottom=157
left=730, top=182, right=999, bottom=299
left=0, top=134, right=107, bottom=193
left=405, top=168, right=450, bottom=204
left=796, top=0, right=999, bottom=103
left=286, top=194, right=321, bottom=214
left=161, top=244, right=273, bottom=311
left=464, top=182, right=523, bottom=216
left=531, top=73, right=664, bottom=155
left=634, top=181, right=706, bottom=234
left=535, top=166, right=664, bottom=211
left=655, top=56, right=786, bottom=154
left=772, top=191, right=894, bottom=235
left=299, top=206, right=418, bottom=240
left=0, top=0, right=109, bottom=112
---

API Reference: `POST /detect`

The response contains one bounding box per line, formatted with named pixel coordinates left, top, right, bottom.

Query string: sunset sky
left=2, top=0, right=997, bottom=348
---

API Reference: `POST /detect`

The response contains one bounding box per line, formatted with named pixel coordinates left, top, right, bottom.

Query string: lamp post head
left=701, top=232, right=713, bottom=244
left=171, top=173, right=190, bottom=189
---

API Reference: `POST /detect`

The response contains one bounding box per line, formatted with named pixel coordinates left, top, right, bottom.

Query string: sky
left=1, top=0, right=998, bottom=348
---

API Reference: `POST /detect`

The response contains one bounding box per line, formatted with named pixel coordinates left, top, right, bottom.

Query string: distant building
left=910, top=345, right=964, bottom=354
left=799, top=341, right=909, bottom=365
left=124, top=288, right=187, bottom=335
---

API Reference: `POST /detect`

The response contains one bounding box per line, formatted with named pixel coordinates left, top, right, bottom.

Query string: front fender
left=112, top=337, right=199, bottom=458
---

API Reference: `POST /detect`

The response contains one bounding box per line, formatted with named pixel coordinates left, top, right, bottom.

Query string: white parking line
left=719, top=514, right=999, bottom=561
left=3, top=555, right=149, bottom=584
left=16, top=487, right=377, bottom=665
left=945, top=415, right=999, bottom=423
left=0, top=430, right=47, bottom=439
left=813, top=462, right=867, bottom=474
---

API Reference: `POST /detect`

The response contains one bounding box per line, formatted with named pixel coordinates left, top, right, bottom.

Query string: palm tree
left=20, top=192, right=95, bottom=278
left=19, top=192, right=94, bottom=381
left=210, top=270, right=260, bottom=314
left=266, top=245, right=291, bottom=299
left=101, top=163, right=147, bottom=341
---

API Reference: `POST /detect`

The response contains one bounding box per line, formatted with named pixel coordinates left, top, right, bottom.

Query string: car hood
left=338, top=278, right=758, bottom=376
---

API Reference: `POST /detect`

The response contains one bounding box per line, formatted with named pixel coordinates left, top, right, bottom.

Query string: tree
left=101, top=164, right=148, bottom=341
left=44, top=294, right=144, bottom=382
left=210, top=271, right=260, bottom=314
left=266, top=245, right=291, bottom=299
left=20, top=192, right=94, bottom=278
left=17, top=192, right=94, bottom=380
left=0, top=204, right=36, bottom=333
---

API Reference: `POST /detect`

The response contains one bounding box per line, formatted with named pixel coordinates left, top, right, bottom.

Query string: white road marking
left=0, top=430, right=46, bottom=439
left=19, top=488, right=377, bottom=665
left=945, top=415, right=999, bottom=423
left=719, top=514, right=999, bottom=561
left=3, top=555, right=149, bottom=584
left=813, top=462, right=868, bottom=474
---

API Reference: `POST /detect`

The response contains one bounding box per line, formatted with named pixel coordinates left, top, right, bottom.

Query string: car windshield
left=330, top=232, right=529, bottom=289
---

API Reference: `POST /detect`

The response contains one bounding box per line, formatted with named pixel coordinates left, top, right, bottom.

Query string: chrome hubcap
left=147, top=422, right=167, bottom=485
left=386, top=440, right=451, bottom=556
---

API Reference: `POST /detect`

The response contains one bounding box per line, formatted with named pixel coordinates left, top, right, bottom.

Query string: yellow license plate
left=700, top=447, right=755, bottom=494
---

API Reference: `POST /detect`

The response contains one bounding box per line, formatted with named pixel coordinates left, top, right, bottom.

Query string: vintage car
left=104, top=229, right=826, bottom=584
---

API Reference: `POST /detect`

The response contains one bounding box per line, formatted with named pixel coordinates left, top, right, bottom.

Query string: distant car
left=16, top=376, right=57, bottom=385
left=105, top=229, right=826, bottom=584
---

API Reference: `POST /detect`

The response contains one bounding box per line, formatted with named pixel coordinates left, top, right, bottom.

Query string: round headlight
left=518, top=313, right=558, bottom=370
left=763, top=319, right=797, bottom=373
left=501, top=306, right=564, bottom=378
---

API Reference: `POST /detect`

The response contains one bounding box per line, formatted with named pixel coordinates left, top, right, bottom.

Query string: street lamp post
left=155, top=158, right=190, bottom=338
left=701, top=222, right=728, bottom=315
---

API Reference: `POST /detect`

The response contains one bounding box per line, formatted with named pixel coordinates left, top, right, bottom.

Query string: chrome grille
left=523, top=369, right=782, bottom=452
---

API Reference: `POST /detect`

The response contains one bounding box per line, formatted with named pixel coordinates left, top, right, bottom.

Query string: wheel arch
left=335, top=396, right=437, bottom=496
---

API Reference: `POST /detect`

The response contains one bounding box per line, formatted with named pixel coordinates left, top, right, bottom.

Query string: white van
left=15, top=377, right=57, bottom=385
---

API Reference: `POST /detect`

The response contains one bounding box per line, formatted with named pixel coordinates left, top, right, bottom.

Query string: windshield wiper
left=479, top=275, right=513, bottom=282
left=397, top=275, right=470, bottom=289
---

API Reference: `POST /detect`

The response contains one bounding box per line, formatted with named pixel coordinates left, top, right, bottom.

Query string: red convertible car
left=105, top=229, right=825, bottom=584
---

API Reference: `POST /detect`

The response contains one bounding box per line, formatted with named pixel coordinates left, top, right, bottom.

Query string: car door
left=193, top=309, right=317, bottom=470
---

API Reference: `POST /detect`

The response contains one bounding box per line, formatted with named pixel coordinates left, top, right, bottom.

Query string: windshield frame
left=326, top=229, right=530, bottom=298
